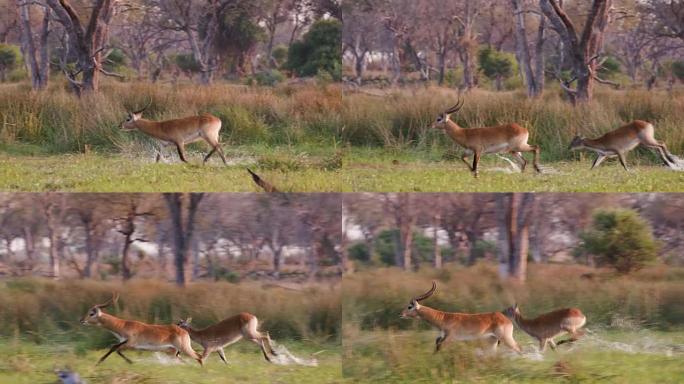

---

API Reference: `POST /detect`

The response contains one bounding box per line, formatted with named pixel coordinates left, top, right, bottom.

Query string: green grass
left=1, top=145, right=682, bottom=192
left=0, top=339, right=342, bottom=384
left=343, top=329, right=684, bottom=383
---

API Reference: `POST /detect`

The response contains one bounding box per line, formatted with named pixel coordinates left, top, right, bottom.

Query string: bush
left=174, top=53, right=201, bottom=76
left=0, top=44, right=21, bottom=82
left=578, top=209, right=660, bottom=274
left=286, top=19, right=341, bottom=80
left=249, top=69, right=285, bottom=86
left=478, top=47, right=515, bottom=91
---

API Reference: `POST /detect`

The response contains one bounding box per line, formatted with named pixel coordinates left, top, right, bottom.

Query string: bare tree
left=17, top=0, right=50, bottom=89
left=164, top=193, right=204, bottom=286
left=540, top=0, right=613, bottom=102
left=46, top=0, right=118, bottom=94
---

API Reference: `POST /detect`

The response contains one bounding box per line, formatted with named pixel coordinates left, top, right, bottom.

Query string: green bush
left=286, top=19, right=341, bottom=80
left=478, top=47, right=515, bottom=91
left=0, top=44, right=21, bottom=82
left=578, top=209, right=660, bottom=274
left=250, top=69, right=285, bottom=86
left=174, top=53, right=201, bottom=76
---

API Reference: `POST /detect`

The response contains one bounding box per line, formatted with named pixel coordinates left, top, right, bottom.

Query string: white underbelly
left=483, top=143, right=510, bottom=154
left=453, top=332, right=495, bottom=341
left=135, top=343, right=175, bottom=351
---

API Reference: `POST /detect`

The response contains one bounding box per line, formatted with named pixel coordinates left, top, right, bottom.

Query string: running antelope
left=121, top=102, right=227, bottom=165
left=80, top=293, right=202, bottom=366
left=176, top=313, right=277, bottom=364
left=400, top=282, right=522, bottom=354
left=432, top=97, right=541, bottom=177
left=569, top=120, right=676, bottom=170
left=502, top=304, right=586, bottom=352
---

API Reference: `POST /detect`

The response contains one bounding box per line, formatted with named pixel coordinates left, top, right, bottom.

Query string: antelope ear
left=514, top=303, right=518, bottom=310
left=186, top=317, right=192, bottom=324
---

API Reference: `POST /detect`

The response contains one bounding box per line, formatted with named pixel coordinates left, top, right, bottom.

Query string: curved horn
left=132, top=99, right=152, bottom=115
left=95, top=292, right=119, bottom=309
left=414, top=281, right=437, bottom=302
left=445, top=96, right=465, bottom=114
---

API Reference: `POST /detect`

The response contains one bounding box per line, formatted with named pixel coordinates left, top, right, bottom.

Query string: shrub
left=578, top=209, right=660, bottom=274
left=478, top=47, right=515, bottom=91
left=250, top=69, right=285, bottom=86
left=0, top=44, right=21, bottom=82
left=286, top=19, right=342, bottom=80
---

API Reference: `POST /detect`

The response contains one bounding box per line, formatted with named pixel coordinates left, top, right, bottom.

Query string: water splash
left=269, top=342, right=319, bottom=367
left=666, top=154, right=684, bottom=172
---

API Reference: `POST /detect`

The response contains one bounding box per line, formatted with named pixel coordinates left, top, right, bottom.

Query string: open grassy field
left=2, top=146, right=683, bottom=192
left=343, top=329, right=683, bottom=383
left=0, top=278, right=341, bottom=383
left=342, top=265, right=684, bottom=383
left=2, top=83, right=682, bottom=192
left=0, top=339, right=341, bottom=384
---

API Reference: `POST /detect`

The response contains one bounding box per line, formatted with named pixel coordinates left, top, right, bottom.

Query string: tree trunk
left=433, top=218, right=442, bottom=269
left=507, top=193, right=534, bottom=281
left=164, top=193, right=204, bottom=286
left=18, top=1, right=49, bottom=90
left=496, top=194, right=510, bottom=278
left=511, top=0, right=542, bottom=97
left=23, top=226, right=35, bottom=268
left=121, top=233, right=133, bottom=281
left=541, top=0, right=612, bottom=103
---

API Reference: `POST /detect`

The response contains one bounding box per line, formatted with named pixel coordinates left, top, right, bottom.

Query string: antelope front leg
left=434, top=331, right=449, bottom=353
left=471, top=151, right=482, bottom=178
left=217, top=348, right=228, bottom=364
left=97, top=340, right=128, bottom=365
left=460, top=151, right=474, bottom=172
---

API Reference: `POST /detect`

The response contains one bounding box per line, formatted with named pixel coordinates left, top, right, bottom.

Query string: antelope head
left=400, top=281, right=437, bottom=319
left=502, top=303, right=520, bottom=319
left=80, top=292, right=119, bottom=326
left=176, top=317, right=193, bottom=330
left=568, top=135, right=586, bottom=151
left=431, top=97, right=464, bottom=130
left=121, top=101, right=151, bottom=131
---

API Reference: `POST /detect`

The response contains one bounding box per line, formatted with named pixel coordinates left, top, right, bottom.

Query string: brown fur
left=122, top=112, right=227, bottom=165
left=503, top=305, right=586, bottom=352
left=80, top=294, right=202, bottom=366
left=177, top=313, right=277, bottom=364
left=433, top=112, right=541, bottom=177
left=569, top=120, right=675, bottom=170
left=401, top=282, right=521, bottom=354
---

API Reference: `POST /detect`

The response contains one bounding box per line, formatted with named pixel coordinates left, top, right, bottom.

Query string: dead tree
left=541, top=0, right=614, bottom=103
left=46, top=0, right=118, bottom=94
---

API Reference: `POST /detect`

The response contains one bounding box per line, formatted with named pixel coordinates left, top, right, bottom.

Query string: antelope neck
left=98, top=312, right=127, bottom=332
left=416, top=305, right=447, bottom=328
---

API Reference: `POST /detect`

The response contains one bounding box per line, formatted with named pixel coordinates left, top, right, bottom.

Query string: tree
left=46, top=0, right=118, bottom=94
left=478, top=46, right=515, bottom=90
left=164, top=193, right=204, bottom=286
left=510, top=0, right=545, bottom=97
left=0, top=43, right=18, bottom=81
left=286, top=18, right=341, bottom=79
left=578, top=209, right=659, bottom=274
left=541, top=0, right=613, bottom=103
left=17, top=1, right=49, bottom=89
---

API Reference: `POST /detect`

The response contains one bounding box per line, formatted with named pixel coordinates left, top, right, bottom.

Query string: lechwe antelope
left=121, top=102, right=227, bottom=165
left=432, top=97, right=541, bottom=177
left=502, top=304, right=586, bottom=352
left=176, top=313, right=278, bottom=364
left=80, top=293, right=202, bottom=366
left=569, top=120, right=677, bottom=171
left=400, top=282, right=522, bottom=354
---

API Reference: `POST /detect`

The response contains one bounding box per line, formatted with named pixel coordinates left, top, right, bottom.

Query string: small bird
left=55, top=368, right=86, bottom=384
left=247, top=169, right=279, bottom=193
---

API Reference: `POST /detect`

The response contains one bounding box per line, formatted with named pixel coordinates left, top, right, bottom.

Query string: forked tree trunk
left=541, top=0, right=612, bottom=103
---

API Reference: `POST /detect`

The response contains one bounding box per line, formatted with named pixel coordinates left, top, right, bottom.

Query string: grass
left=1, top=145, right=682, bottom=192
left=342, top=265, right=684, bottom=383
left=0, top=278, right=342, bottom=383
left=343, top=329, right=684, bottom=383
left=1, top=82, right=683, bottom=192
left=0, top=339, right=342, bottom=384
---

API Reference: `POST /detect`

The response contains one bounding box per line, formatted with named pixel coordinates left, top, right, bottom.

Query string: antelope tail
left=247, top=169, right=279, bottom=193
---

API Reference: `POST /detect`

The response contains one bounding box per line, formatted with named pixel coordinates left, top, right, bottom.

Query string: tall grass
left=0, top=81, right=343, bottom=153
left=343, top=264, right=684, bottom=331
left=0, top=279, right=341, bottom=348
left=342, top=87, right=684, bottom=161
